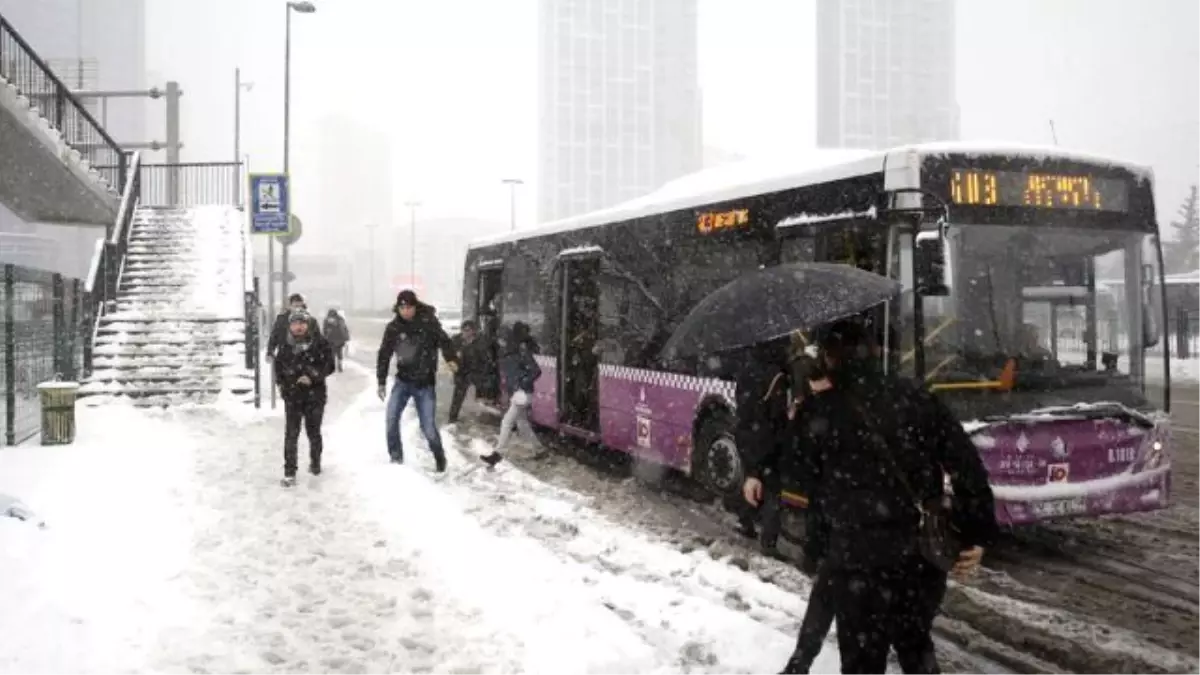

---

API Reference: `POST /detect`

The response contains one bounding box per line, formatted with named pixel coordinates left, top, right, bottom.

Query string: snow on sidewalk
left=0, top=406, right=198, bottom=673
left=336, top=361, right=843, bottom=674
left=0, top=361, right=843, bottom=674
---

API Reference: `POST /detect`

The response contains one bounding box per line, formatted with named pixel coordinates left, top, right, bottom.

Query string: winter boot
left=434, top=454, right=448, bottom=473
left=281, top=475, right=297, bottom=488
left=481, top=451, right=504, bottom=469
left=309, top=462, right=322, bottom=476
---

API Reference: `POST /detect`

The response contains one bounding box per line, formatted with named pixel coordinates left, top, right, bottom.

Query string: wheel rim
left=706, top=434, right=742, bottom=493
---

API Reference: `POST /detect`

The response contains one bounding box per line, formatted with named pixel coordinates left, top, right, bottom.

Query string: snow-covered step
left=103, top=312, right=244, bottom=322
left=92, top=357, right=245, bottom=370
left=96, top=323, right=243, bottom=335
left=85, top=204, right=254, bottom=408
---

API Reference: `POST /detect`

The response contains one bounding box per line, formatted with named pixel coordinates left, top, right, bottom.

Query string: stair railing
left=0, top=12, right=127, bottom=191
left=82, top=150, right=142, bottom=376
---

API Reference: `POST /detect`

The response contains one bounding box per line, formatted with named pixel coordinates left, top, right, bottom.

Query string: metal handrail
left=0, top=12, right=126, bottom=188
left=82, top=151, right=142, bottom=375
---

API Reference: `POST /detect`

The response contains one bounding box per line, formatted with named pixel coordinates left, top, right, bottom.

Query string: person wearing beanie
left=376, top=289, right=459, bottom=472
left=273, top=308, right=336, bottom=486
left=267, top=292, right=321, bottom=361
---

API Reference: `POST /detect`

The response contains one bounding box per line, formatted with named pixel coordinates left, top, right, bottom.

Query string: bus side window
left=598, top=271, right=661, bottom=368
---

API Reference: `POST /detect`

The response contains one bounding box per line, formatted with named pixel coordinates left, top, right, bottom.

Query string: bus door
left=476, top=261, right=504, bottom=339
left=557, top=254, right=601, bottom=433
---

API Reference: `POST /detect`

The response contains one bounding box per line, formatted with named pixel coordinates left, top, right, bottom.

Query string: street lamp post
left=280, top=0, right=316, bottom=311
left=405, top=201, right=421, bottom=291
left=233, top=67, right=253, bottom=206
left=501, top=178, right=523, bottom=231
left=365, top=223, right=379, bottom=310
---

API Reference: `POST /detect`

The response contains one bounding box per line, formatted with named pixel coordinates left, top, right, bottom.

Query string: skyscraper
left=816, top=0, right=958, bottom=149
left=537, top=0, right=701, bottom=224
left=0, top=0, right=146, bottom=145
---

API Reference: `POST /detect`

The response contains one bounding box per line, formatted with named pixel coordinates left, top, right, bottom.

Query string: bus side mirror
left=914, top=232, right=950, bottom=297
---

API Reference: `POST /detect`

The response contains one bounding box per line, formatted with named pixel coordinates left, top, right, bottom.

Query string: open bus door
left=557, top=252, right=601, bottom=435
left=475, top=261, right=504, bottom=402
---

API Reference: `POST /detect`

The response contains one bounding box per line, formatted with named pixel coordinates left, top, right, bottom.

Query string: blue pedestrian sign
left=249, top=173, right=291, bottom=235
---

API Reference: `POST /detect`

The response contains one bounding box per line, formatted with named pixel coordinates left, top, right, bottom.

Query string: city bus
left=462, top=142, right=1172, bottom=527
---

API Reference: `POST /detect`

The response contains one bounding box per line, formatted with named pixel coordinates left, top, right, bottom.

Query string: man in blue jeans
left=376, top=290, right=459, bottom=471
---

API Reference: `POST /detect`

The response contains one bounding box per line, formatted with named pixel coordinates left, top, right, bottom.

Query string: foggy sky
left=142, top=0, right=1199, bottom=257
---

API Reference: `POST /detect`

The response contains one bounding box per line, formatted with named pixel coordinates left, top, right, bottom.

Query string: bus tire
left=692, top=410, right=744, bottom=498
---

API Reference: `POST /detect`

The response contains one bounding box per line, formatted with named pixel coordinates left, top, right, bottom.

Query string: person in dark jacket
left=731, top=338, right=792, bottom=555
left=376, top=290, right=458, bottom=471
left=274, top=309, right=336, bottom=486
left=322, top=309, right=351, bottom=372
left=765, top=318, right=997, bottom=674
left=479, top=322, right=544, bottom=467
left=447, top=320, right=489, bottom=424
left=267, top=293, right=321, bottom=360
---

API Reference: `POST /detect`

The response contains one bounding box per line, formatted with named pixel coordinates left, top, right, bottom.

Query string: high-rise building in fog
left=0, top=0, right=146, bottom=145
left=816, top=0, right=958, bottom=149
left=537, top=0, right=701, bottom=224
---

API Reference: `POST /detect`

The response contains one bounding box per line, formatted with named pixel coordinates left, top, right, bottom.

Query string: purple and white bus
left=463, top=142, right=1173, bottom=527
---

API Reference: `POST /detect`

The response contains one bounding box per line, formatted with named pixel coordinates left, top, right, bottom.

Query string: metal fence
left=2, top=265, right=86, bottom=446
left=140, top=162, right=243, bottom=207
left=0, top=13, right=126, bottom=190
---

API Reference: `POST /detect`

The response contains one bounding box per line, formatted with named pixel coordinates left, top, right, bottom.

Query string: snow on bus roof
left=904, top=140, right=1154, bottom=177
left=469, top=141, right=1152, bottom=250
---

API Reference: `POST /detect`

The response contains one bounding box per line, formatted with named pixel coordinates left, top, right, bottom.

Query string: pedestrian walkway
left=0, top=361, right=843, bottom=674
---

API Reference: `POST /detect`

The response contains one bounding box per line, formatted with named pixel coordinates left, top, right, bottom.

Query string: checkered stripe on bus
left=597, top=363, right=736, bottom=406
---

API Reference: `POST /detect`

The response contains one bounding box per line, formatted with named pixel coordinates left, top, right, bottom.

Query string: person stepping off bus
left=480, top=322, right=545, bottom=468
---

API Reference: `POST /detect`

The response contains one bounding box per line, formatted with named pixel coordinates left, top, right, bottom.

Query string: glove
left=377, top=384, right=386, bottom=401
left=447, top=361, right=459, bottom=374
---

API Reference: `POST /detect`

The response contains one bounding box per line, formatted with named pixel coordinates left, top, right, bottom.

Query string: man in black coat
left=376, top=290, right=459, bottom=471
left=267, top=293, right=322, bottom=360
left=756, top=319, right=997, bottom=674
left=447, top=319, right=490, bottom=424
left=323, top=308, right=351, bottom=372
left=731, top=338, right=791, bottom=555
left=274, top=309, right=336, bottom=486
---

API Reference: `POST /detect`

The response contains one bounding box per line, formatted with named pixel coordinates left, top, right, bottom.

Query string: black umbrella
left=661, top=262, right=902, bottom=358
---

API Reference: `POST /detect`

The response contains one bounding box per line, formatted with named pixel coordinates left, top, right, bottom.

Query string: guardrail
left=141, top=161, right=242, bottom=207
left=0, top=13, right=126, bottom=190
left=82, top=151, right=142, bottom=376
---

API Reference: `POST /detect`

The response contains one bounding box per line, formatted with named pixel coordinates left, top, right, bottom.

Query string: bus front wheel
left=693, top=411, right=744, bottom=497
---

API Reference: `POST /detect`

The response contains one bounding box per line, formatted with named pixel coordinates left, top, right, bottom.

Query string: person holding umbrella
left=752, top=318, right=996, bottom=673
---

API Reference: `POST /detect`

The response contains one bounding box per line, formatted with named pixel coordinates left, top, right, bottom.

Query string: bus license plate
left=1031, top=497, right=1087, bottom=518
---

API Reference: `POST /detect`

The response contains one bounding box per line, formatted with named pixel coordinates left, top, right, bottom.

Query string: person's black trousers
left=284, top=395, right=326, bottom=477
left=448, top=374, right=472, bottom=423
left=783, top=561, right=835, bottom=673
left=830, top=555, right=947, bottom=674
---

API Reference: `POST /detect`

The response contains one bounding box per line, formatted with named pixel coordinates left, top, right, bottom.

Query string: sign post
left=249, top=172, right=290, bottom=409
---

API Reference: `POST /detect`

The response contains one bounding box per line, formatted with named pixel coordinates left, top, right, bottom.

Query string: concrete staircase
left=81, top=205, right=254, bottom=406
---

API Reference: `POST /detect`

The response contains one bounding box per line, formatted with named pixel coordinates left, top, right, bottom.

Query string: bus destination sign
left=949, top=169, right=1129, bottom=213
left=697, top=208, right=750, bottom=234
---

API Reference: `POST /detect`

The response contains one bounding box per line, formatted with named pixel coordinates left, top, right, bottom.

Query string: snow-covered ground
left=0, top=363, right=842, bottom=674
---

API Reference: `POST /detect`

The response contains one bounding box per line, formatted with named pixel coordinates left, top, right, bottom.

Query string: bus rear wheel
left=693, top=411, right=744, bottom=497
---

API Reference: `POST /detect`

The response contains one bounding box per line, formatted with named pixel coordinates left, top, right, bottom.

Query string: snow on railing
left=83, top=237, right=105, bottom=294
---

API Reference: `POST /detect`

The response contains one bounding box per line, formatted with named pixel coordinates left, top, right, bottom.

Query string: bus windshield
left=895, top=224, right=1167, bottom=411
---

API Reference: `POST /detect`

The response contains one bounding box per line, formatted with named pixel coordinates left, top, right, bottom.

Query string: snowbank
left=0, top=406, right=198, bottom=673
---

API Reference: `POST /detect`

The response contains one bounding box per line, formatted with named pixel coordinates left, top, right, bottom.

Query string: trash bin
left=37, top=380, right=80, bottom=445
